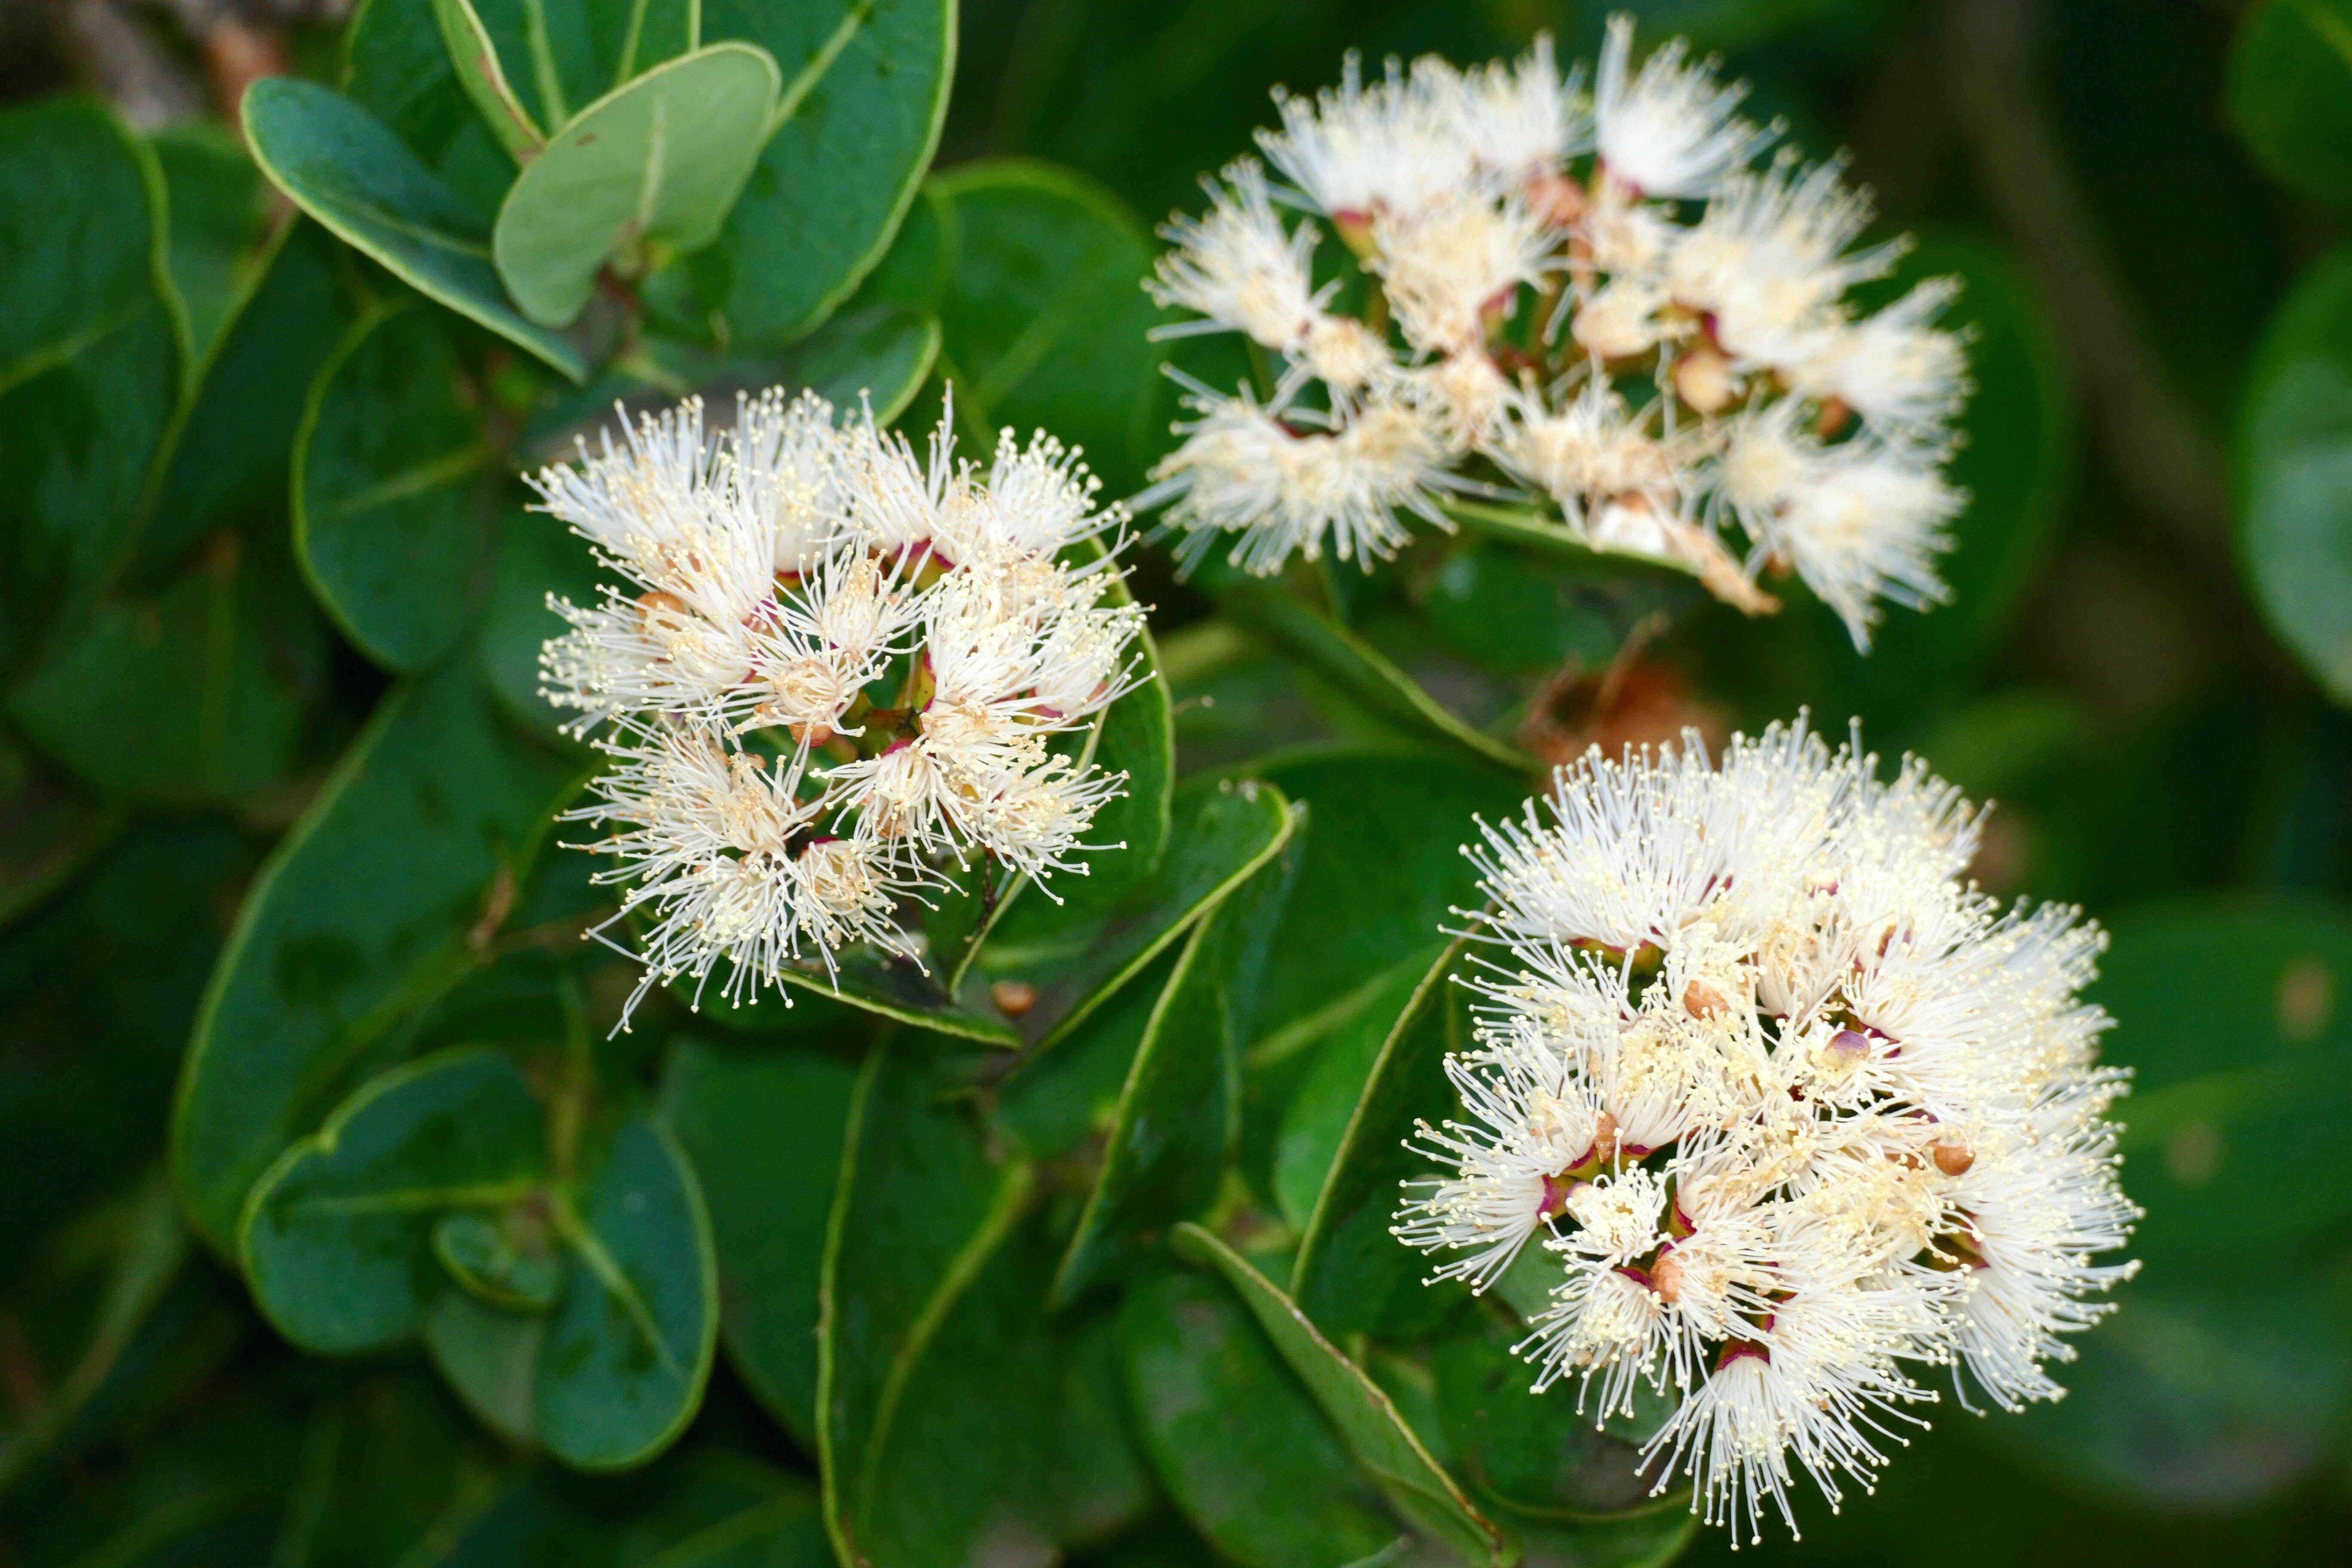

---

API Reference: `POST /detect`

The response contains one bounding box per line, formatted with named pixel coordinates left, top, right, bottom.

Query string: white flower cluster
left=1140, top=16, right=1971, bottom=648
left=534, top=389, right=1144, bottom=1024
left=1394, top=720, right=2138, bottom=1540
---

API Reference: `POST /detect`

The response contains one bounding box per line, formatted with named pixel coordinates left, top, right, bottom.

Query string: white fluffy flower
left=1149, top=160, right=1329, bottom=349
left=1717, top=402, right=1964, bottom=648
left=1592, top=14, right=1776, bottom=200
left=538, top=391, right=1141, bottom=1025
left=1141, top=384, right=1461, bottom=574
left=1666, top=154, right=1901, bottom=368
left=1396, top=720, right=2138, bottom=1542
left=1139, top=20, right=1971, bottom=646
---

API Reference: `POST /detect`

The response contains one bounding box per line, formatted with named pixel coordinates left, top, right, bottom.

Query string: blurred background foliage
left=5, top=0, right=2352, bottom=1565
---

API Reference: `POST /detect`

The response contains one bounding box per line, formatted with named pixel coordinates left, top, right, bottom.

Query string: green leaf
left=1176, top=1224, right=1503, bottom=1565
left=1244, top=750, right=1527, bottom=1061
left=1118, top=1265, right=1403, bottom=1568
left=493, top=44, right=781, bottom=329
left=1051, top=832, right=1305, bottom=1305
left=1271, top=952, right=1436, bottom=1233
left=139, top=219, right=361, bottom=577
left=421, top=1285, right=544, bottom=1442
left=2097, top=902, right=2352, bottom=1259
left=2236, top=246, right=2352, bottom=702
left=692, top=0, right=956, bottom=349
left=242, top=76, right=587, bottom=380
left=927, top=160, right=1165, bottom=493
left=1420, top=541, right=1681, bottom=678
left=241, top=1047, right=547, bottom=1355
left=9, top=539, right=324, bottom=808
left=474, top=505, right=606, bottom=735
left=434, top=0, right=546, bottom=159
left=1431, top=1322, right=1679, bottom=1522
left=171, top=664, right=574, bottom=1253
left=150, top=122, right=269, bottom=372
left=991, top=943, right=1179, bottom=1162
left=435, top=1207, right=565, bottom=1310
left=2227, top=0, right=2352, bottom=208
left=1218, top=584, right=1538, bottom=776
left=658, top=1037, right=858, bottom=1448
left=0, top=95, right=182, bottom=676
left=450, top=0, right=707, bottom=143
left=968, top=774, right=1298, bottom=1050
left=818, top=1041, right=1064, bottom=1564
left=539, top=1114, right=718, bottom=1469
left=293, top=296, right=505, bottom=672
left=1290, top=941, right=1473, bottom=1339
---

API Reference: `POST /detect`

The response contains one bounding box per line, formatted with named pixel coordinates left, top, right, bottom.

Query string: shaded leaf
left=538, top=1114, right=718, bottom=1469
left=0, top=96, right=181, bottom=676
left=1052, top=830, right=1305, bottom=1305
left=927, top=160, right=1164, bottom=493
left=1176, top=1224, right=1503, bottom=1566
left=243, top=76, right=586, bottom=379
left=2226, top=0, right=2352, bottom=208
left=149, top=122, right=269, bottom=371
left=1290, top=941, right=1472, bottom=1339
left=1431, top=1322, right=1680, bottom=1522
left=968, top=774, right=1297, bottom=1050
left=1119, top=1265, right=1401, bottom=1568
left=139, top=219, right=361, bottom=576
left=1219, top=584, right=1537, bottom=775
left=2098, top=902, right=2352, bottom=1259
left=658, top=1037, right=858, bottom=1448
left=241, top=1047, right=547, bottom=1355
left=818, top=1041, right=1060, bottom=1565
left=0, top=734, right=122, bottom=931
left=293, top=296, right=504, bottom=672
left=9, top=536, right=325, bottom=808
left=693, top=0, right=956, bottom=348
left=2236, top=245, right=2352, bottom=702
left=1979, top=1254, right=2352, bottom=1510
left=171, top=664, right=574, bottom=1253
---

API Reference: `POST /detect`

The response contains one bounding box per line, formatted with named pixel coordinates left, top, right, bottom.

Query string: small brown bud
left=1590, top=1111, right=1619, bottom=1166
left=1815, top=397, right=1853, bottom=438
left=637, top=590, right=687, bottom=624
left=1528, top=171, right=1586, bottom=228
left=990, top=980, right=1038, bottom=1017
left=1682, top=980, right=1730, bottom=1020
left=1672, top=347, right=1736, bottom=414
left=1651, top=1250, right=1684, bottom=1304
left=1930, top=1141, right=1975, bottom=1178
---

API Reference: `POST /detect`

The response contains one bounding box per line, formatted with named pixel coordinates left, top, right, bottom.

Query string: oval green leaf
left=242, top=76, right=586, bottom=380
left=1118, top=1264, right=1405, bottom=1568
left=493, top=43, right=782, bottom=329
left=537, top=1114, right=718, bottom=1469
left=240, top=1047, right=548, bottom=1355
left=293, top=297, right=504, bottom=672
left=1051, top=831, right=1304, bottom=1306
left=967, top=774, right=1297, bottom=1050
left=2226, top=0, right=2352, bottom=208
left=1175, top=1224, right=1504, bottom=1565
left=693, top=0, right=956, bottom=348
left=170, top=665, right=576, bottom=1253
left=658, top=1037, right=858, bottom=1448
left=0, top=96, right=182, bottom=676
left=2236, top=246, right=2352, bottom=703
